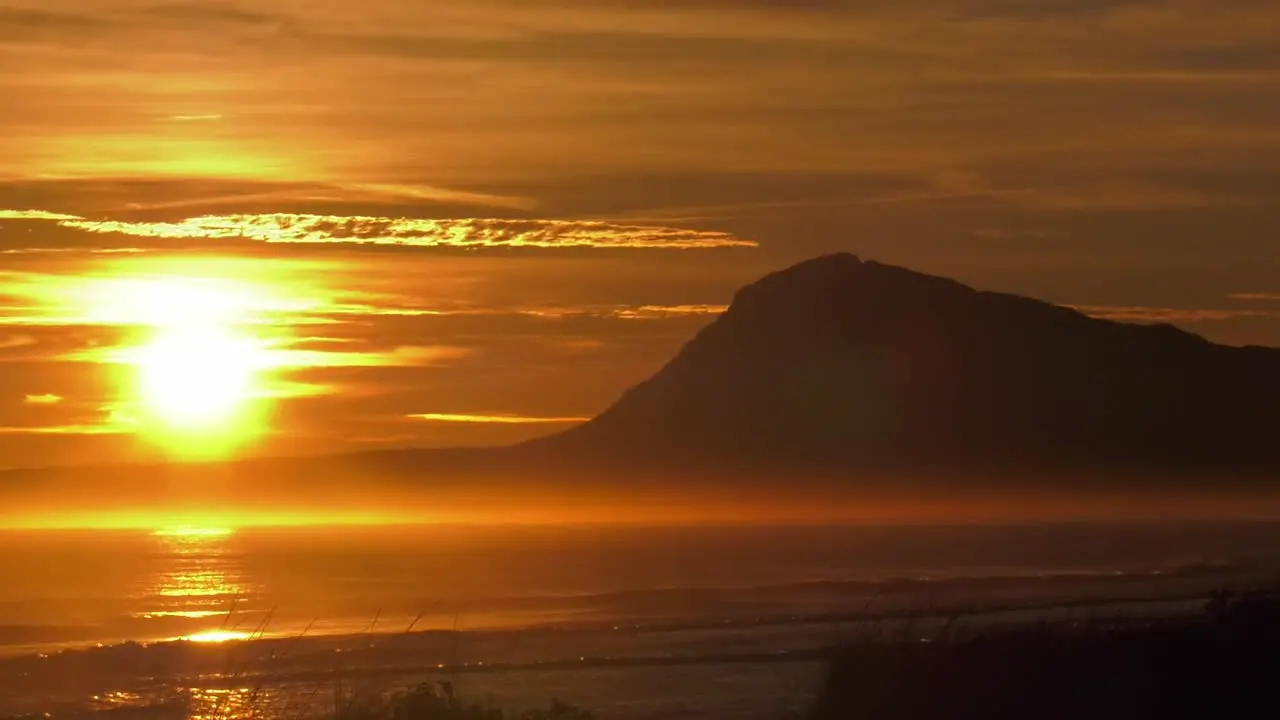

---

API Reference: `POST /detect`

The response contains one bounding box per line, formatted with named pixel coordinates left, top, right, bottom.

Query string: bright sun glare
left=95, top=276, right=284, bottom=454
left=153, top=526, right=235, bottom=538
left=133, top=327, right=263, bottom=428
left=182, top=630, right=252, bottom=644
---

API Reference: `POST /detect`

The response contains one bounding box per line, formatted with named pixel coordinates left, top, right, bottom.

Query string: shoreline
left=0, top=590, right=1214, bottom=666
left=1, top=570, right=1255, bottom=661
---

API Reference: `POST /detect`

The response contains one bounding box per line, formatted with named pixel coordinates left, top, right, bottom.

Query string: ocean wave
left=1, top=558, right=1269, bottom=656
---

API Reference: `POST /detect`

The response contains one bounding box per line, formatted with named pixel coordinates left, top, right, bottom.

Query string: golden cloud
left=613, top=304, right=729, bottom=319
left=23, top=394, right=63, bottom=406
left=0, top=335, right=37, bottom=349
left=107, top=183, right=537, bottom=214
left=71, top=342, right=472, bottom=370
left=56, top=214, right=756, bottom=249
left=1071, top=305, right=1270, bottom=323
left=266, top=344, right=473, bottom=369
left=407, top=413, right=590, bottom=425
left=0, top=424, right=126, bottom=436
left=0, top=209, right=82, bottom=221
left=511, top=304, right=728, bottom=320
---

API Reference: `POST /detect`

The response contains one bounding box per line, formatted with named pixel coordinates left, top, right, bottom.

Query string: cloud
left=139, top=1, right=290, bottom=28
left=1230, top=293, right=1280, bottom=302
left=74, top=341, right=473, bottom=371
left=165, top=114, right=225, bottom=122
left=263, top=344, right=474, bottom=369
left=113, top=183, right=538, bottom=214
left=0, top=424, right=125, bottom=436
left=407, top=412, right=590, bottom=425
left=1040, top=70, right=1280, bottom=84
left=337, top=184, right=538, bottom=212
left=0, top=334, right=37, bottom=350
left=0, top=6, right=105, bottom=41
left=1010, top=184, right=1235, bottom=212
left=0, top=177, right=537, bottom=217
left=34, top=213, right=756, bottom=251
left=322, top=303, right=730, bottom=321
left=0, top=209, right=83, bottom=221
left=4, top=1, right=1280, bottom=227
left=23, top=394, right=63, bottom=406
left=1071, top=305, right=1271, bottom=323
left=499, top=304, right=729, bottom=321
left=612, top=304, right=729, bottom=319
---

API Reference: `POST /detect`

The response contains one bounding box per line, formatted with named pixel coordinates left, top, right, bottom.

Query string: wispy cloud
left=1071, top=305, right=1271, bottom=324
left=165, top=114, right=225, bottom=122
left=22, top=393, right=63, bottom=406
left=74, top=341, right=473, bottom=370
left=337, top=184, right=538, bottom=211
left=113, top=184, right=539, bottom=213
left=0, top=424, right=126, bottom=436
left=613, top=304, right=728, bottom=319
left=0, top=269, right=335, bottom=328
left=56, top=214, right=756, bottom=250
left=1230, top=293, right=1280, bottom=302
left=0, top=210, right=754, bottom=253
left=263, top=344, right=473, bottom=369
left=0, top=175, right=538, bottom=216
left=0, top=209, right=82, bottom=221
left=0, top=335, right=36, bottom=350
left=407, top=412, right=590, bottom=425
left=324, top=302, right=730, bottom=321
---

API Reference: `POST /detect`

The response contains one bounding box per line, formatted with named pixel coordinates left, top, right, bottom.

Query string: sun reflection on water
left=141, top=526, right=257, bottom=638
left=182, top=629, right=253, bottom=644
left=154, top=526, right=236, bottom=538
left=187, top=687, right=257, bottom=720
left=158, top=570, right=243, bottom=599
left=93, top=685, right=287, bottom=720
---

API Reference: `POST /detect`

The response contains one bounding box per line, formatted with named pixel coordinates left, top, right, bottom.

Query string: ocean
left=2, top=523, right=1279, bottom=720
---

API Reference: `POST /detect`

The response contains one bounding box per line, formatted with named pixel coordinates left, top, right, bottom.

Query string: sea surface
left=2, top=523, right=1280, bottom=720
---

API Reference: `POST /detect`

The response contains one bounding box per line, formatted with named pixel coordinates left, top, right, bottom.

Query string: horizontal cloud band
left=407, top=413, right=590, bottom=425
left=40, top=213, right=756, bottom=250
left=1071, top=305, right=1272, bottom=324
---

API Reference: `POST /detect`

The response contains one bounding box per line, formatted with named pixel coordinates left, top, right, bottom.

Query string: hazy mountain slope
left=527, top=253, right=1280, bottom=475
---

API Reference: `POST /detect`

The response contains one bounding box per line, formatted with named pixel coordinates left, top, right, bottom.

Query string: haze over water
left=3, top=522, right=1279, bottom=718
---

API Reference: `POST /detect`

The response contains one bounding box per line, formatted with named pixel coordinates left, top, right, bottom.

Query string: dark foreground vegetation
left=809, top=587, right=1280, bottom=720
left=332, top=683, right=593, bottom=720
left=326, top=589, right=1280, bottom=720
left=8, top=589, right=1279, bottom=720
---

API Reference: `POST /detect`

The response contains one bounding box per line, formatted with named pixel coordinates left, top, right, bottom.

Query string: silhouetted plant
left=516, top=699, right=595, bottom=720
left=809, top=586, right=1280, bottom=720
left=330, top=683, right=593, bottom=720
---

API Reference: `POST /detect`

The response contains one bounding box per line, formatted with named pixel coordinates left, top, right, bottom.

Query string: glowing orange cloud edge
left=408, top=413, right=591, bottom=425
left=48, top=213, right=756, bottom=249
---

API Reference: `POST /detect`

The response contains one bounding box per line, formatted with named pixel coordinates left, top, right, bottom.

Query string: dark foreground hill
left=524, top=253, right=1280, bottom=479
left=809, top=588, right=1280, bottom=720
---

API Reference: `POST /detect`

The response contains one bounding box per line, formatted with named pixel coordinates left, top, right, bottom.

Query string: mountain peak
left=773, top=251, right=864, bottom=273
left=532, top=254, right=1280, bottom=476
left=727, top=252, right=978, bottom=324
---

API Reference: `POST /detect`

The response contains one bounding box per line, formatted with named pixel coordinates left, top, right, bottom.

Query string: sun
left=95, top=276, right=285, bottom=455
left=133, top=326, right=263, bottom=429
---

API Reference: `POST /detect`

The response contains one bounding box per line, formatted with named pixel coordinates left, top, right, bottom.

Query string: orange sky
left=2, top=0, right=1280, bottom=469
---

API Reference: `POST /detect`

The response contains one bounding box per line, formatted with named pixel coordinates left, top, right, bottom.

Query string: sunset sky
left=3, top=0, right=1279, bottom=469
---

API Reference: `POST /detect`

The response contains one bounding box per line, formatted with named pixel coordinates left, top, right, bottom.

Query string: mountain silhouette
left=4, top=253, right=1280, bottom=509
left=523, top=253, right=1280, bottom=479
